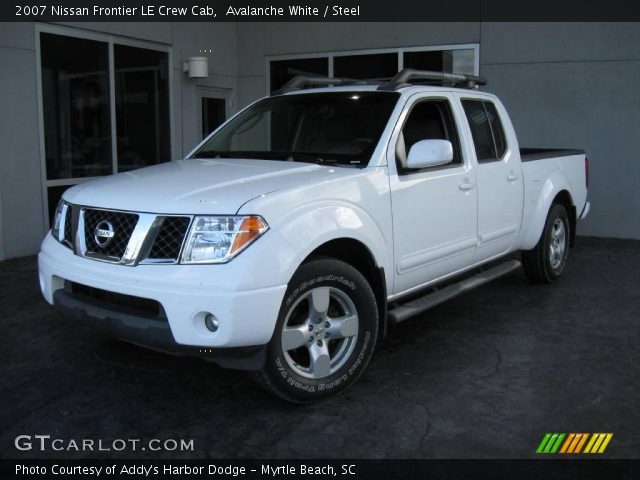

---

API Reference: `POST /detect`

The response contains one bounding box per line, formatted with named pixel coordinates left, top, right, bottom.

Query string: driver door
left=389, top=95, right=478, bottom=295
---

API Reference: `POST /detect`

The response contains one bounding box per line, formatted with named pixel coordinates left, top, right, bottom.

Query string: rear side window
left=462, top=100, right=507, bottom=162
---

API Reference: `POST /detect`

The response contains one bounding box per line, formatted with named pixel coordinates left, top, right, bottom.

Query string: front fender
left=520, top=170, right=574, bottom=250
left=271, top=201, right=392, bottom=292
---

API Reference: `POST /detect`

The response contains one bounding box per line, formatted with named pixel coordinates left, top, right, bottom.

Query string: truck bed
left=520, top=148, right=585, bottom=162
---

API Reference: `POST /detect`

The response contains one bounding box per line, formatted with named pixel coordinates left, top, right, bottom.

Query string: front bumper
left=39, top=232, right=296, bottom=357
left=52, top=288, right=266, bottom=369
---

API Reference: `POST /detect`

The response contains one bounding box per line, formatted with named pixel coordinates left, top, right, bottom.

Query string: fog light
left=204, top=313, right=219, bottom=332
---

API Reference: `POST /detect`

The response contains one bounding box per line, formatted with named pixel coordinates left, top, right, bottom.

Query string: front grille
left=83, top=209, right=139, bottom=260
left=65, top=281, right=166, bottom=321
left=147, top=216, right=191, bottom=261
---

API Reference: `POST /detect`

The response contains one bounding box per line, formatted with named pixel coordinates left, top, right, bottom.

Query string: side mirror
left=406, top=139, right=453, bottom=169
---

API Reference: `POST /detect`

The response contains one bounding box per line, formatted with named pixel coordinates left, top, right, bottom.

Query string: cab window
left=396, top=99, right=462, bottom=172
left=461, top=100, right=507, bottom=162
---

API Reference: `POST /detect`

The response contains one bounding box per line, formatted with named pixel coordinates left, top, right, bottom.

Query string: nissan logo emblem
left=94, top=220, right=115, bottom=247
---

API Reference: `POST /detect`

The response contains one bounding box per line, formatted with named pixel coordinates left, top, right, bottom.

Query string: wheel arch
left=520, top=171, right=577, bottom=250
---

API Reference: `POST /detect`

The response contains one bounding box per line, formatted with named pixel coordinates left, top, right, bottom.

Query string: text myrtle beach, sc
left=19, top=4, right=361, bottom=18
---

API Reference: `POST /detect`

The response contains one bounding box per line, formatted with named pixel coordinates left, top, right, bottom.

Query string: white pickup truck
left=39, top=69, right=590, bottom=403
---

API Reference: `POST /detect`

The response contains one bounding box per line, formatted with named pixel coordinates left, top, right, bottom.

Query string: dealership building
left=0, top=21, right=638, bottom=260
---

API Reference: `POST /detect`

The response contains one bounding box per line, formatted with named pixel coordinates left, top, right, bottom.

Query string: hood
left=64, top=158, right=358, bottom=214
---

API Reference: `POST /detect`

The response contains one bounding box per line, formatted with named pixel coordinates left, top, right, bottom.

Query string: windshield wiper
left=286, top=152, right=343, bottom=166
left=192, top=150, right=356, bottom=167
left=191, top=150, right=231, bottom=158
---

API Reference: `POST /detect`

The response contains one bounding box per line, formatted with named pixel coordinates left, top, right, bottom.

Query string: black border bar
left=3, top=0, right=640, bottom=22
left=3, top=459, right=640, bottom=480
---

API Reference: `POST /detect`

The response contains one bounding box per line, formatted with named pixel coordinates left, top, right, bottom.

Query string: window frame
left=460, top=99, right=508, bottom=164
left=265, top=43, right=480, bottom=95
left=394, top=96, right=465, bottom=175
left=35, top=23, right=174, bottom=230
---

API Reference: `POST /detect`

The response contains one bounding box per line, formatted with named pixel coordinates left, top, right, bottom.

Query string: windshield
left=192, top=91, right=400, bottom=167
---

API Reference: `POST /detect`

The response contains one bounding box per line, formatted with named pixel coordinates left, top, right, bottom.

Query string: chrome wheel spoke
left=326, top=314, right=359, bottom=340
left=310, top=287, right=331, bottom=319
left=309, top=341, right=331, bottom=379
left=282, top=324, right=311, bottom=351
left=549, top=218, right=567, bottom=268
left=281, top=286, right=359, bottom=380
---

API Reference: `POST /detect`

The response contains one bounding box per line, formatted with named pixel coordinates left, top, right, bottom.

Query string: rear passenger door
left=460, top=97, right=523, bottom=262
left=388, top=95, right=478, bottom=295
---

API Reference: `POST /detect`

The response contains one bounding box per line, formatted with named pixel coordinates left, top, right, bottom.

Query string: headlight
left=51, top=199, right=65, bottom=242
left=180, top=215, right=268, bottom=264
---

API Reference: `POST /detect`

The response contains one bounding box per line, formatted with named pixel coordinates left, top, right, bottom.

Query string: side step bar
left=388, top=260, right=522, bottom=325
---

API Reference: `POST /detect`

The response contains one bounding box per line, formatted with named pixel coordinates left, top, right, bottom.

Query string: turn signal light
left=230, top=216, right=268, bottom=255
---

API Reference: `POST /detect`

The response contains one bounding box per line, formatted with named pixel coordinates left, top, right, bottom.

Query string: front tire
left=252, top=258, right=378, bottom=403
left=522, top=203, right=571, bottom=283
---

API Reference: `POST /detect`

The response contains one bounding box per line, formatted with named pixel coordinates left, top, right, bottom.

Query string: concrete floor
left=1, top=237, right=638, bottom=459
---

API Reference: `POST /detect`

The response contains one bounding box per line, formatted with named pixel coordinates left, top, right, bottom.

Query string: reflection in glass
left=114, top=45, right=170, bottom=172
left=403, top=49, right=475, bottom=76
left=41, top=33, right=112, bottom=180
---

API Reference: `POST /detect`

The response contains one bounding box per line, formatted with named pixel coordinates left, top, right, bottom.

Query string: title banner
left=3, top=0, right=640, bottom=22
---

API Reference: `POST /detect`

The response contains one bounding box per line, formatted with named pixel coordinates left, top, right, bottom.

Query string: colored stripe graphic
left=574, top=433, right=589, bottom=453
left=536, top=433, right=552, bottom=454
left=559, top=433, right=575, bottom=453
left=537, top=433, right=565, bottom=453
left=584, top=433, right=614, bottom=454
left=538, top=433, right=613, bottom=454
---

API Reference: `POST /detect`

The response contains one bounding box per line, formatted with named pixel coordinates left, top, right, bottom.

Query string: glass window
left=193, top=92, right=399, bottom=167
left=40, top=33, right=112, bottom=180
left=40, top=32, right=172, bottom=227
left=46, top=185, right=70, bottom=224
left=202, top=97, right=226, bottom=138
left=333, top=53, right=398, bottom=80
left=269, top=57, right=329, bottom=93
left=398, top=100, right=462, bottom=169
left=462, top=100, right=506, bottom=162
left=484, top=102, right=507, bottom=158
left=404, top=49, right=475, bottom=78
left=114, top=45, right=170, bottom=172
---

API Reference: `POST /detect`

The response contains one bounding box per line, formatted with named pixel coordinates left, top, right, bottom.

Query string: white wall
left=480, top=23, right=640, bottom=239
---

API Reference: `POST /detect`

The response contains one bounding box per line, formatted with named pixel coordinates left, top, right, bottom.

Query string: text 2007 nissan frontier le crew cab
left=39, top=69, right=590, bottom=402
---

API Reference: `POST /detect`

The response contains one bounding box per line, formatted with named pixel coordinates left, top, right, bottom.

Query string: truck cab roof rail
left=272, top=75, right=384, bottom=95
left=272, top=69, right=486, bottom=95
left=378, top=69, right=487, bottom=90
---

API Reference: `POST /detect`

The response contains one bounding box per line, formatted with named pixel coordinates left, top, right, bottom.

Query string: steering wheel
left=346, top=138, right=373, bottom=150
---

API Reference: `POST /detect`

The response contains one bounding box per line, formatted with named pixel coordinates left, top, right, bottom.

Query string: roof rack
left=272, top=69, right=386, bottom=95
left=271, top=68, right=486, bottom=95
left=378, top=69, right=486, bottom=90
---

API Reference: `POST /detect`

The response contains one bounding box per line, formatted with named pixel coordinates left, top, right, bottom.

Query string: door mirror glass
left=406, top=139, right=453, bottom=169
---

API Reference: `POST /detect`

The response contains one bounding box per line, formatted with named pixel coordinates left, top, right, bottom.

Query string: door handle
left=507, top=173, right=519, bottom=182
left=459, top=181, right=475, bottom=191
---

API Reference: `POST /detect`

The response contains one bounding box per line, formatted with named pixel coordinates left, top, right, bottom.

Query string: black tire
left=252, top=258, right=378, bottom=404
left=522, top=203, right=571, bottom=284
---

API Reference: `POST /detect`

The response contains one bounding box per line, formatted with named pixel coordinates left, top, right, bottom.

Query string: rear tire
left=251, top=258, right=378, bottom=404
left=522, top=203, right=570, bottom=284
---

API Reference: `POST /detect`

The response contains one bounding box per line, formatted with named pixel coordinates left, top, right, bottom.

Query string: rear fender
left=520, top=170, right=574, bottom=250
